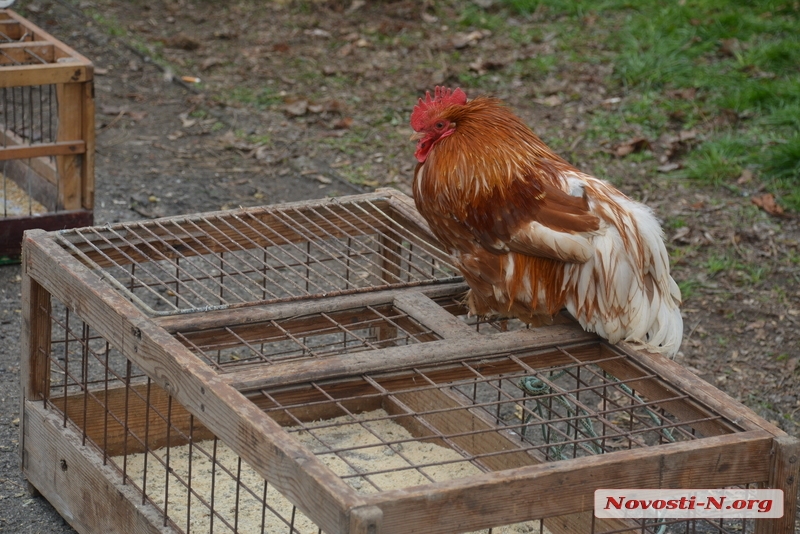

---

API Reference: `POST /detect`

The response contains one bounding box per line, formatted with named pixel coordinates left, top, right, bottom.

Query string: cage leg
left=20, top=231, right=52, bottom=470
left=55, top=83, right=83, bottom=211
left=754, top=435, right=800, bottom=534
left=349, top=505, right=382, bottom=534
left=80, top=81, right=94, bottom=211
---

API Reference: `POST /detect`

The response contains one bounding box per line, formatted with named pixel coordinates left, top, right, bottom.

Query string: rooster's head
left=410, top=86, right=467, bottom=163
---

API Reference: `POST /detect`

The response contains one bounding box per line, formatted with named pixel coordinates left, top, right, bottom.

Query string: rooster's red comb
left=410, top=86, right=467, bottom=131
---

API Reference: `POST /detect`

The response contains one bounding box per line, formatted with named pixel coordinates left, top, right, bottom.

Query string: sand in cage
left=1, top=172, right=47, bottom=216
left=118, top=409, right=546, bottom=534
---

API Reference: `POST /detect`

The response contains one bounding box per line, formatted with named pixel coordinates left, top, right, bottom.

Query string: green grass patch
left=487, top=0, right=800, bottom=209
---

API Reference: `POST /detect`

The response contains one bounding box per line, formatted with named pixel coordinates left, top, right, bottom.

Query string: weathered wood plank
left=1, top=210, right=93, bottom=259
left=0, top=63, right=91, bottom=88
left=23, top=230, right=363, bottom=534
left=80, top=81, right=95, bottom=211
left=155, top=282, right=468, bottom=333
left=364, top=430, right=774, bottom=534
left=20, top=246, right=51, bottom=465
left=754, top=435, right=800, bottom=534
left=49, top=381, right=215, bottom=456
left=56, top=82, right=83, bottom=210
left=22, top=401, right=177, bottom=534
left=224, top=325, right=598, bottom=392
left=0, top=42, right=55, bottom=64
left=392, top=292, right=480, bottom=339
left=0, top=140, right=85, bottom=161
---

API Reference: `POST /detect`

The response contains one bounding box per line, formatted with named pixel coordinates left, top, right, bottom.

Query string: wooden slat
left=755, top=435, right=800, bottom=534
left=392, top=291, right=480, bottom=339
left=0, top=140, right=85, bottom=161
left=224, top=324, right=598, bottom=392
left=20, top=250, right=51, bottom=465
left=23, top=229, right=363, bottom=534
left=0, top=42, right=55, bottom=64
left=1, top=210, right=93, bottom=259
left=22, top=402, right=177, bottom=534
left=49, top=382, right=215, bottom=456
left=365, top=430, right=774, bottom=534
left=80, top=81, right=95, bottom=210
left=155, top=282, right=468, bottom=333
left=0, top=63, right=92, bottom=88
left=56, top=82, right=83, bottom=210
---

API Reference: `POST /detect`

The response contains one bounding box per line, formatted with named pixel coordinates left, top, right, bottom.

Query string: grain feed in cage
left=0, top=8, right=94, bottom=262
left=20, top=190, right=799, bottom=534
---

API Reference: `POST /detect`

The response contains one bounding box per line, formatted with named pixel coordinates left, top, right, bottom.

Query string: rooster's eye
left=435, top=122, right=445, bottom=129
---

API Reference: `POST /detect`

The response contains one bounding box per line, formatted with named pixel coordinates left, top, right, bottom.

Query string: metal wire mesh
left=53, top=197, right=460, bottom=316
left=174, top=304, right=441, bottom=372
left=1, top=12, right=60, bottom=218
left=39, top=291, right=761, bottom=534
left=1, top=83, right=59, bottom=218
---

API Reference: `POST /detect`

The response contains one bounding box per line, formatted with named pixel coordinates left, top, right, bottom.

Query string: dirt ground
left=1, top=0, right=798, bottom=532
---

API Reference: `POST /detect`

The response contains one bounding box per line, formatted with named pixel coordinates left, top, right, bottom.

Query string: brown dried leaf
left=613, top=137, right=650, bottom=158
left=719, top=38, right=740, bottom=57
left=751, top=193, right=785, bottom=217
left=100, top=104, right=126, bottom=115
left=670, top=226, right=691, bottom=243
left=452, top=30, right=485, bottom=49
left=333, top=117, right=353, bottom=130
left=657, top=163, right=681, bottom=173
left=284, top=100, right=308, bottom=117
left=534, top=95, right=563, bottom=107
left=201, top=57, right=225, bottom=71
left=737, top=169, right=754, bottom=184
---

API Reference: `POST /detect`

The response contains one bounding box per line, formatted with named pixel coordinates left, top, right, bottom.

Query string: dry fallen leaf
left=657, top=162, right=681, bottom=173
left=333, top=117, right=353, bottom=130
left=284, top=100, right=309, bottom=116
left=533, top=95, right=563, bottom=107
left=751, top=193, right=785, bottom=217
left=201, top=57, right=225, bottom=71
left=737, top=169, right=754, bottom=184
left=612, top=137, right=651, bottom=157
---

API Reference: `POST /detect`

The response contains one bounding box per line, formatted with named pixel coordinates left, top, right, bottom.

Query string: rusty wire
left=54, top=198, right=459, bottom=316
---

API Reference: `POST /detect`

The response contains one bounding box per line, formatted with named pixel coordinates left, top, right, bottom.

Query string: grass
left=486, top=0, right=800, bottom=209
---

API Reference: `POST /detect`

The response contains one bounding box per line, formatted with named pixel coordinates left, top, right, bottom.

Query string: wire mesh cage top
left=51, top=193, right=461, bottom=316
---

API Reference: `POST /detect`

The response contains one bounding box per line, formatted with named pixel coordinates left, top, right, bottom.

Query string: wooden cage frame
left=20, top=190, right=799, bottom=534
left=0, top=8, right=94, bottom=260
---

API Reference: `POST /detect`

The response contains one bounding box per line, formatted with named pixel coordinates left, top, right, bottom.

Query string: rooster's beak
left=409, top=131, right=425, bottom=141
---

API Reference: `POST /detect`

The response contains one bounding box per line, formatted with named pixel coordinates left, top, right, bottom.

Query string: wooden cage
left=20, top=190, right=799, bottom=534
left=1, top=8, right=94, bottom=262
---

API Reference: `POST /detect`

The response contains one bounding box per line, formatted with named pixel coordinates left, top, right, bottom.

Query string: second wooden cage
left=1, top=8, right=94, bottom=261
left=20, top=190, right=799, bottom=533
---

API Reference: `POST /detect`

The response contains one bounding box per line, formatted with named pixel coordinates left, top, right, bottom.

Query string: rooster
left=410, top=87, right=683, bottom=356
